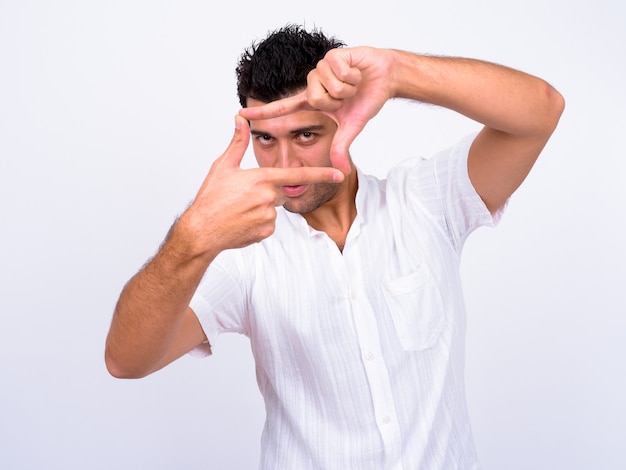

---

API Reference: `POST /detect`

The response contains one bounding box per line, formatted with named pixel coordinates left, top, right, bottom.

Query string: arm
left=105, top=244, right=210, bottom=379
left=240, top=47, right=565, bottom=212
left=105, top=116, right=344, bottom=378
left=387, top=50, right=565, bottom=213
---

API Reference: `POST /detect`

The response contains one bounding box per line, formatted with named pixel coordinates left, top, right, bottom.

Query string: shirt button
left=365, top=352, right=375, bottom=361
left=382, top=416, right=391, bottom=425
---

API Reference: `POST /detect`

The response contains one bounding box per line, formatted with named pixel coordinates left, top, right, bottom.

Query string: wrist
left=165, top=210, right=222, bottom=267
left=387, top=50, right=443, bottom=103
left=385, top=48, right=407, bottom=99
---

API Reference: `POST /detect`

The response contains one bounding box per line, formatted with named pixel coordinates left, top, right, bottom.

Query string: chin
left=283, top=201, right=318, bottom=214
left=283, top=182, right=341, bottom=214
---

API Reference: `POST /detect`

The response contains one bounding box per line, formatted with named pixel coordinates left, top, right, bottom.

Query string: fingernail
left=234, top=115, right=241, bottom=129
left=333, top=170, right=345, bottom=182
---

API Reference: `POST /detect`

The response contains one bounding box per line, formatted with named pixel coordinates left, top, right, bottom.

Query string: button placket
left=344, top=245, right=403, bottom=468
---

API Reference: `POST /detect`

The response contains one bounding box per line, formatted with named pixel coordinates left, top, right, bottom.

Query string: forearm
left=388, top=49, right=564, bottom=137
left=105, top=216, right=216, bottom=378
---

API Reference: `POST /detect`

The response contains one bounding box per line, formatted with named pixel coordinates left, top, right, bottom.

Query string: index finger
left=259, top=166, right=345, bottom=186
left=238, top=92, right=312, bottom=121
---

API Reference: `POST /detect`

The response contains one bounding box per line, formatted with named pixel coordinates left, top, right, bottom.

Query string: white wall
left=1, top=1, right=624, bottom=468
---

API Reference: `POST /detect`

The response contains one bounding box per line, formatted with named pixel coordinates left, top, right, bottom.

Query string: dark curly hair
left=236, top=24, right=345, bottom=107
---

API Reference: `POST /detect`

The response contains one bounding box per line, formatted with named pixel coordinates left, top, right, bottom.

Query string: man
left=105, top=25, right=564, bottom=469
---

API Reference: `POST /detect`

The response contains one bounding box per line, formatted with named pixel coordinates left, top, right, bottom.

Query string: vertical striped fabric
left=190, top=132, right=500, bottom=469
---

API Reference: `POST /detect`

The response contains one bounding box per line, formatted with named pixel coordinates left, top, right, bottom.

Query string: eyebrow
left=250, top=124, right=326, bottom=138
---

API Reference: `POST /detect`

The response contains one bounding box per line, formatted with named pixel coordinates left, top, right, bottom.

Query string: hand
left=239, top=47, right=394, bottom=174
left=179, top=115, right=345, bottom=256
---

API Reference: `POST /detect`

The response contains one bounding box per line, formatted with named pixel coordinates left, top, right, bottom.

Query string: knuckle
left=258, top=223, right=275, bottom=240
left=325, top=80, right=345, bottom=96
left=256, top=214, right=276, bottom=240
left=257, top=186, right=278, bottom=205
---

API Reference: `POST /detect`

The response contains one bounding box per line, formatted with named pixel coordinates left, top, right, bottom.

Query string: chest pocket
left=381, top=264, right=445, bottom=351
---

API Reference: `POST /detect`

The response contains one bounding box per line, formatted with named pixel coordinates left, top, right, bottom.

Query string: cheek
left=252, top=145, right=275, bottom=167
left=254, top=156, right=270, bottom=168
left=299, top=144, right=333, bottom=167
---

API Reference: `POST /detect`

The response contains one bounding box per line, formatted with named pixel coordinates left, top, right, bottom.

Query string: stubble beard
left=282, top=182, right=342, bottom=214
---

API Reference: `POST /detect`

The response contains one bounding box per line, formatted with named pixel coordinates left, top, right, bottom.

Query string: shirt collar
left=280, top=166, right=369, bottom=239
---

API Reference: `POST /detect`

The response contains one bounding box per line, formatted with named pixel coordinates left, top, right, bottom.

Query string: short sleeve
left=389, top=132, right=506, bottom=252
left=432, top=132, right=506, bottom=245
left=188, top=250, right=248, bottom=357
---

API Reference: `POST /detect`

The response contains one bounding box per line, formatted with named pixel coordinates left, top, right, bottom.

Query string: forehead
left=246, top=98, right=336, bottom=135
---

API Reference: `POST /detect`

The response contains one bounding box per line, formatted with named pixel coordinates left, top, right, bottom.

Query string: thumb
left=220, top=114, right=251, bottom=168
left=330, top=122, right=362, bottom=175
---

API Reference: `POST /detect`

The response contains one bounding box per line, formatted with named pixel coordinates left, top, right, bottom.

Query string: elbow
left=527, top=83, right=565, bottom=144
left=544, top=83, right=566, bottom=133
left=104, top=347, right=151, bottom=380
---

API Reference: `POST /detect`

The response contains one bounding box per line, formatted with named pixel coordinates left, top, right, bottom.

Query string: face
left=247, top=98, right=345, bottom=214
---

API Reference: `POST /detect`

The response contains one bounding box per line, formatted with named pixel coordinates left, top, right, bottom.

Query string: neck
left=303, top=168, right=358, bottom=251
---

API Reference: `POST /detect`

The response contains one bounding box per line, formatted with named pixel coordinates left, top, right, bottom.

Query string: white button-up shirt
left=190, top=133, right=500, bottom=469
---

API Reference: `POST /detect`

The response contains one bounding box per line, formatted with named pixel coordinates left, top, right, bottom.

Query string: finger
left=315, top=58, right=362, bottom=98
left=306, top=69, right=343, bottom=112
left=335, top=66, right=362, bottom=88
left=330, top=143, right=352, bottom=176
left=219, top=115, right=251, bottom=168
left=261, top=166, right=345, bottom=186
left=273, top=192, right=287, bottom=207
left=238, top=92, right=312, bottom=121
left=330, top=120, right=366, bottom=175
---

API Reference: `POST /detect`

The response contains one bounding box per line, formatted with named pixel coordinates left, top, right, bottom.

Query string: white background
left=1, top=0, right=625, bottom=468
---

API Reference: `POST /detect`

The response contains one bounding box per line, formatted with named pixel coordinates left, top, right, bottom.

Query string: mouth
left=281, top=184, right=308, bottom=198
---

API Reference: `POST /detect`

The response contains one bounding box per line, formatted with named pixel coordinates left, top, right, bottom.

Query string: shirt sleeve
left=433, top=132, right=506, bottom=246
left=188, top=250, right=249, bottom=357
left=393, top=132, right=506, bottom=252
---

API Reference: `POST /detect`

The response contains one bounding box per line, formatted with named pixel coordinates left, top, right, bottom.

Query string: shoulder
left=383, top=132, right=496, bottom=248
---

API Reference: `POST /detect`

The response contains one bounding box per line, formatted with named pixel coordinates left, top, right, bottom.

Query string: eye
left=296, top=131, right=316, bottom=143
left=256, top=134, right=274, bottom=146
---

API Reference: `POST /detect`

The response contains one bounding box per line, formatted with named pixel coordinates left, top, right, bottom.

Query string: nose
left=276, top=142, right=299, bottom=169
